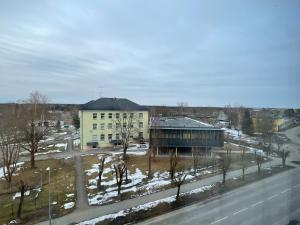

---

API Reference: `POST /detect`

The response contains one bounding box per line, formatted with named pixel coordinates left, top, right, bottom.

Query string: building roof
left=80, top=98, right=148, bottom=111
left=150, top=117, right=221, bottom=130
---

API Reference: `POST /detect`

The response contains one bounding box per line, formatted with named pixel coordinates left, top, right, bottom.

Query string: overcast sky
left=0, top=0, right=299, bottom=108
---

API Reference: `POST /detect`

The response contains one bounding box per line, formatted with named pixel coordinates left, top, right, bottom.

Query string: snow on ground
left=63, top=202, right=75, bottom=209
left=66, top=193, right=75, bottom=198
left=35, top=150, right=62, bottom=155
left=55, top=143, right=67, bottom=150
left=88, top=168, right=147, bottom=205
left=73, top=139, right=80, bottom=146
left=126, top=144, right=149, bottom=156
left=222, top=128, right=259, bottom=145
left=0, top=162, right=25, bottom=179
left=78, top=185, right=214, bottom=225
left=13, top=190, right=30, bottom=200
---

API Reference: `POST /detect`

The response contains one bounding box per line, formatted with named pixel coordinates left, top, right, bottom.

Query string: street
left=138, top=167, right=300, bottom=225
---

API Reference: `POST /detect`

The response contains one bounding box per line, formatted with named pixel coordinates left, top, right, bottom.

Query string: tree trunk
left=222, top=171, right=226, bottom=184
left=117, top=184, right=121, bottom=195
left=30, top=151, right=35, bottom=169
left=242, top=168, right=245, bottom=181
left=17, top=185, right=25, bottom=218
left=148, top=151, right=152, bottom=179
left=176, top=184, right=181, bottom=199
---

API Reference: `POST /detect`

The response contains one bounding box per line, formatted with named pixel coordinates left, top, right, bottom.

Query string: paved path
left=35, top=157, right=286, bottom=225
left=74, top=155, right=89, bottom=210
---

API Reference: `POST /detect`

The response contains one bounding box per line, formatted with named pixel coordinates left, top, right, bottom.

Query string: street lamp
left=46, top=167, right=51, bottom=225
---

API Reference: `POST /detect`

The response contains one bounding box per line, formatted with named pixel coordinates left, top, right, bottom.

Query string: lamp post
left=46, top=167, right=51, bottom=225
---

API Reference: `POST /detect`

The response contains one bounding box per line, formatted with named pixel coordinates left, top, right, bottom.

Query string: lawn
left=0, top=158, right=76, bottom=225
left=82, top=144, right=267, bottom=206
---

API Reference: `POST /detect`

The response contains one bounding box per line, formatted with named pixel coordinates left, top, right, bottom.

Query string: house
left=149, top=117, right=224, bottom=156
left=79, top=98, right=149, bottom=150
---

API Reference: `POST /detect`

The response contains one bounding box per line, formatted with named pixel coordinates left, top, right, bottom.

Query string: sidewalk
left=35, top=157, right=284, bottom=225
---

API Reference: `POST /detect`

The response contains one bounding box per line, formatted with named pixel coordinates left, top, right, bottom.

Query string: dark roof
left=150, top=117, right=221, bottom=130
left=80, top=98, right=148, bottom=111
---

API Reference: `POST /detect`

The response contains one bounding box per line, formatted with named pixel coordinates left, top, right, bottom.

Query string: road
left=138, top=167, right=300, bottom=225
left=280, top=126, right=300, bottom=162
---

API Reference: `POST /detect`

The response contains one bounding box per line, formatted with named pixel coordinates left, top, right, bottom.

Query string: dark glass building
left=150, top=117, right=224, bottom=155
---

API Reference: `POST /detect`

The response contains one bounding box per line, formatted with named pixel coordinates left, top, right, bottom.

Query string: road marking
left=281, top=188, right=291, bottom=194
left=268, top=194, right=278, bottom=200
left=251, top=201, right=264, bottom=207
left=233, top=207, right=248, bottom=215
left=211, top=216, right=228, bottom=224
left=293, top=184, right=300, bottom=188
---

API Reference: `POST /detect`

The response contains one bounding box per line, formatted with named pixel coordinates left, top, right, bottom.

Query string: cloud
left=0, top=0, right=299, bottom=107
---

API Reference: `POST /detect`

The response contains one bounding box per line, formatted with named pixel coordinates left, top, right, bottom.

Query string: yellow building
left=79, top=98, right=149, bottom=150
left=251, top=116, right=286, bottom=132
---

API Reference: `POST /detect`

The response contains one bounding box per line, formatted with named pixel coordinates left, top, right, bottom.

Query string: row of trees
left=0, top=91, right=50, bottom=219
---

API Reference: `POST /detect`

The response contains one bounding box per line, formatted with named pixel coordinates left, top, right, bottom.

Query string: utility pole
left=47, top=167, right=51, bottom=225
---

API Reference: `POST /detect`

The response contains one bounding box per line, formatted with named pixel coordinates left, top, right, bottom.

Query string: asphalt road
left=138, top=167, right=300, bottom=225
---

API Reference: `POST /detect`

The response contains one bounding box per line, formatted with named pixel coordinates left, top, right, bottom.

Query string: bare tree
left=219, top=146, right=231, bottom=184
left=113, top=111, right=137, bottom=182
left=97, top=157, right=106, bottom=188
left=169, top=149, right=178, bottom=181
left=174, top=172, right=187, bottom=200
left=113, top=161, right=126, bottom=196
left=254, top=150, right=264, bottom=174
left=17, top=180, right=29, bottom=219
left=177, top=102, right=188, bottom=116
left=277, top=147, right=290, bottom=167
left=19, top=91, right=49, bottom=168
left=0, top=113, right=21, bottom=187
left=257, top=111, right=273, bottom=146
left=192, top=148, right=201, bottom=175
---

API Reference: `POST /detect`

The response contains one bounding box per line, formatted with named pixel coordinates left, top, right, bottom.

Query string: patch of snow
left=73, top=139, right=80, bottom=146
left=36, top=150, right=62, bottom=155
left=55, top=143, right=67, bottom=150
left=13, top=190, right=30, bottom=200
left=63, top=202, right=75, bottom=209
left=66, top=193, right=75, bottom=198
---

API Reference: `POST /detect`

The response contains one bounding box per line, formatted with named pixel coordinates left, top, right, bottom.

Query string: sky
left=0, top=0, right=299, bottom=108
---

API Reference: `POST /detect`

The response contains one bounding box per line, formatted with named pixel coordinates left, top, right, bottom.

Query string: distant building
left=150, top=117, right=224, bottom=156
left=79, top=98, right=149, bottom=150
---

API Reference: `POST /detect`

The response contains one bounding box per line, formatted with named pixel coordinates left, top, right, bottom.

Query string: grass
left=0, top=158, right=76, bottom=225
left=82, top=149, right=269, bottom=206
left=90, top=165, right=293, bottom=225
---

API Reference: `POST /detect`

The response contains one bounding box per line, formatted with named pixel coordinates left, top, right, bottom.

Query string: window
left=101, top=113, right=105, bottom=119
left=92, top=135, right=97, bottom=141
left=92, top=113, right=97, bottom=119
left=100, top=134, right=105, bottom=141
left=108, top=113, right=113, bottom=119
left=130, top=135, right=133, bottom=139
left=139, top=113, right=143, bottom=119
left=92, top=123, right=97, bottom=130
left=139, top=132, right=143, bottom=138
left=116, top=113, right=120, bottom=119
left=108, top=123, right=112, bottom=129
left=116, top=123, right=120, bottom=129
left=130, top=123, right=134, bottom=128
left=123, top=113, right=127, bottom=118
left=100, top=123, right=105, bottom=130
left=130, top=113, right=134, bottom=118
left=108, top=134, right=112, bottom=141
left=139, top=122, right=143, bottom=128
left=123, top=122, right=127, bottom=128
left=116, top=133, right=120, bottom=140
